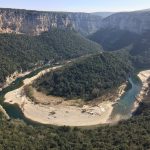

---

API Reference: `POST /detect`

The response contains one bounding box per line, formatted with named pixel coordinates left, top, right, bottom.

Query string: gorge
left=0, top=6, right=150, bottom=150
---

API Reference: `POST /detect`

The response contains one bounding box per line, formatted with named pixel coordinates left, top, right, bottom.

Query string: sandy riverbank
left=4, top=65, right=126, bottom=126
left=132, top=70, right=150, bottom=113
left=4, top=87, right=115, bottom=126
left=0, top=71, right=31, bottom=91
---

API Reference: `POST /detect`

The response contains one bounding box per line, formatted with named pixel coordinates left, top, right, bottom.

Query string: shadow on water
left=3, top=103, right=45, bottom=126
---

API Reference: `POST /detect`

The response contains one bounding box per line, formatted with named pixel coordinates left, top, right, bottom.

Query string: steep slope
left=101, top=10, right=150, bottom=34
left=130, top=31, right=150, bottom=68
left=1, top=8, right=150, bottom=36
left=0, top=29, right=102, bottom=84
left=0, top=8, right=102, bottom=35
left=89, top=28, right=139, bottom=51
left=89, top=28, right=150, bottom=68
left=33, top=52, right=132, bottom=100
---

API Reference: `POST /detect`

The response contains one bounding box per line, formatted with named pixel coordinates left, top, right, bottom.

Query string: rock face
left=0, top=8, right=102, bottom=35
left=101, top=10, right=150, bottom=34
left=1, top=8, right=150, bottom=36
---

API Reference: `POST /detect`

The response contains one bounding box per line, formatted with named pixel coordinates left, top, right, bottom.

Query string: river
left=110, top=77, right=141, bottom=121
left=0, top=65, right=54, bottom=125
left=0, top=68, right=142, bottom=126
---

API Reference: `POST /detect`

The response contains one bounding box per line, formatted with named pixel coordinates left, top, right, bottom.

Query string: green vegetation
left=89, top=28, right=150, bottom=69
left=33, top=52, right=133, bottom=100
left=130, top=31, right=150, bottom=68
left=0, top=29, right=101, bottom=84
left=0, top=27, right=150, bottom=150
left=0, top=84, right=150, bottom=150
left=88, top=28, right=139, bottom=51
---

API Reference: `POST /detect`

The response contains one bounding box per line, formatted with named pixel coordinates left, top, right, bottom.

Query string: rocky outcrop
left=0, top=8, right=102, bottom=35
left=101, top=10, right=150, bottom=34
left=1, top=8, right=150, bottom=36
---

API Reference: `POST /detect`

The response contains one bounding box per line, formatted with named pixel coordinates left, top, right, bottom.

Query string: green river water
left=0, top=68, right=142, bottom=126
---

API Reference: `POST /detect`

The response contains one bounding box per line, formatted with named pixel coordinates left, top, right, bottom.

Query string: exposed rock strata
left=0, top=8, right=102, bottom=35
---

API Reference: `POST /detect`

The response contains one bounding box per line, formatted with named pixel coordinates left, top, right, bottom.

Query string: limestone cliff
left=0, top=8, right=102, bottom=35
left=101, top=10, right=150, bottom=34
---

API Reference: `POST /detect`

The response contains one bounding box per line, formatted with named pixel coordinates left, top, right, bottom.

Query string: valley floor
left=4, top=66, right=150, bottom=126
left=3, top=65, right=124, bottom=126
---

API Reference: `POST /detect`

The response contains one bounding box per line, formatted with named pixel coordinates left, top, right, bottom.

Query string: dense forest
left=33, top=52, right=133, bottom=100
left=0, top=29, right=101, bottom=84
left=0, top=83, right=150, bottom=150
left=89, top=28, right=150, bottom=68
left=88, top=28, right=139, bottom=51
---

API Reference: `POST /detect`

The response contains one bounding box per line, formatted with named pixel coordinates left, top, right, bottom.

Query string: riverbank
left=132, top=70, right=150, bottom=113
left=0, top=105, right=10, bottom=120
left=4, top=87, right=115, bottom=126
left=0, top=71, right=31, bottom=91
left=4, top=64, right=127, bottom=126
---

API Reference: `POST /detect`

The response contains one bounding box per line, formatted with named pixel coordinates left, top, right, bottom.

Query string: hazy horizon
left=0, top=0, right=150, bottom=13
left=0, top=6, right=150, bottom=13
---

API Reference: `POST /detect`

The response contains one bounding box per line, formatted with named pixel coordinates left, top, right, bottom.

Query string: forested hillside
left=89, top=28, right=139, bottom=51
left=130, top=31, right=150, bottom=68
left=0, top=29, right=101, bottom=84
left=89, top=28, right=150, bottom=68
left=34, top=52, right=133, bottom=100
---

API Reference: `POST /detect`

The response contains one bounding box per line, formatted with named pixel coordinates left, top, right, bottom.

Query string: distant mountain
left=0, top=8, right=102, bottom=36
left=92, top=12, right=115, bottom=18
left=101, top=9, right=150, bottom=34
left=1, top=8, right=150, bottom=36
left=89, top=28, right=139, bottom=51
left=135, top=8, right=150, bottom=12
left=89, top=28, right=150, bottom=68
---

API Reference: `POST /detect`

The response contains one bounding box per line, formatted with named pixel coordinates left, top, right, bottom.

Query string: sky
left=0, top=0, right=150, bottom=12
